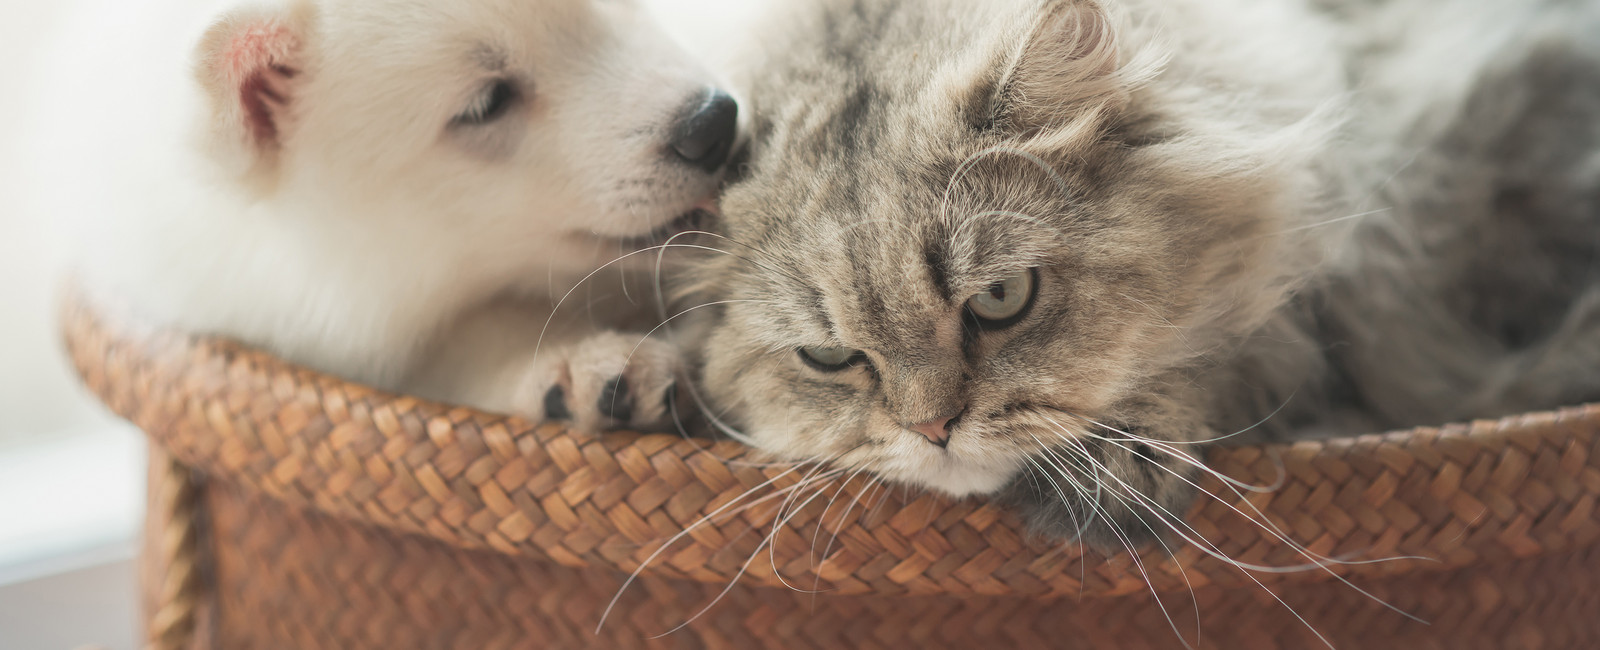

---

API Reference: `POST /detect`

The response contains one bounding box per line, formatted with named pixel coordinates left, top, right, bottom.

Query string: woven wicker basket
left=62, top=289, right=1600, bottom=650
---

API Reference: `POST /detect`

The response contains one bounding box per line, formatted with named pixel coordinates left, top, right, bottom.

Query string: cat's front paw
left=1003, top=420, right=1205, bottom=553
left=513, top=332, right=685, bottom=433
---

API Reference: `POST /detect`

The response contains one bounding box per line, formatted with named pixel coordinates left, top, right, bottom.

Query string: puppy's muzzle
left=669, top=89, right=738, bottom=173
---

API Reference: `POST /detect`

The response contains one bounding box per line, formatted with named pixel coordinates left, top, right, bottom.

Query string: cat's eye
left=965, top=269, right=1037, bottom=327
left=797, top=346, right=862, bottom=372
left=453, top=80, right=519, bottom=126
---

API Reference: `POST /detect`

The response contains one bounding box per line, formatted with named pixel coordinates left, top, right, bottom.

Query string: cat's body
left=683, top=0, right=1600, bottom=548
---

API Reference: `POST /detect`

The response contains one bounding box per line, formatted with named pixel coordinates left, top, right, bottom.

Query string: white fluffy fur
left=33, top=0, right=728, bottom=420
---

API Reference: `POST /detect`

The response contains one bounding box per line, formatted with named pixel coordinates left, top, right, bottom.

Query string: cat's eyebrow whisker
left=950, top=209, right=1059, bottom=245
left=947, top=209, right=1070, bottom=270
left=940, top=145, right=1075, bottom=224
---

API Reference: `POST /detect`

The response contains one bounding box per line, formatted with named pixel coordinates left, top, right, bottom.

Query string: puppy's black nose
left=670, top=89, right=738, bottom=172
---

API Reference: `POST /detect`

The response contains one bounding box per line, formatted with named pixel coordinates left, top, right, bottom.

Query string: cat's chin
left=870, top=450, right=1024, bottom=498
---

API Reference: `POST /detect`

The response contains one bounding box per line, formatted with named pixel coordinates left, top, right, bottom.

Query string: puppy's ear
left=193, top=4, right=314, bottom=176
left=984, top=0, right=1130, bottom=133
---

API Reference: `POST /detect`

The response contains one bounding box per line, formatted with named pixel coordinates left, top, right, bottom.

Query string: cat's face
left=689, top=0, right=1318, bottom=543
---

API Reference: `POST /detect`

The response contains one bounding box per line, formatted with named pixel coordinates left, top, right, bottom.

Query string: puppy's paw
left=514, top=332, right=684, bottom=433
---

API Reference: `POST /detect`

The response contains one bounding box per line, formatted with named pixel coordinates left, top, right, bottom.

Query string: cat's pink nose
left=907, top=416, right=953, bottom=447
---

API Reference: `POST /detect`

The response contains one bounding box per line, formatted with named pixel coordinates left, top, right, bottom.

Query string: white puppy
left=41, top=0, right=737, bottom=430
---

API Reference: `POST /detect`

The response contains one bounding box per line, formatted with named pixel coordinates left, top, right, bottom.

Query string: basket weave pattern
left=63, top=293, right=1600, bottom=648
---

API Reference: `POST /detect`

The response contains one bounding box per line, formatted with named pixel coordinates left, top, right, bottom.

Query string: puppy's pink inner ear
left=238, top=64, right=295, bottom=146
left=214, top=21, right=301, bottom=148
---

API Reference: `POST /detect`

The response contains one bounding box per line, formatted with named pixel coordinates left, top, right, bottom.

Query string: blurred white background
left=1, top=1, right=147, bottom=648
left=0, top=0, right=120, bottom=446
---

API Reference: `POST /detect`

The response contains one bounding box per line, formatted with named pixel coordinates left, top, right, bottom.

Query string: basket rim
left=62, top=287, right=1600, bottom=599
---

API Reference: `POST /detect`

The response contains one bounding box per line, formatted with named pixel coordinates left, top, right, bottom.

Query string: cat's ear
left=193, top=3, right=315, bottom=177
left=982, top=0, right=1130, bottom=132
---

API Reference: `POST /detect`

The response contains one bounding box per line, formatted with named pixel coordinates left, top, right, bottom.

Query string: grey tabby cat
left=677, top=0, right=1600, bottom=549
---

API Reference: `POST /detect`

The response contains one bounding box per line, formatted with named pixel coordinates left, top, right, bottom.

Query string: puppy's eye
left=797, top=346, right=863, bottom=372
left=966, top=268, right=1037, bottom=327
left=453, top=80, right=518, bottom=126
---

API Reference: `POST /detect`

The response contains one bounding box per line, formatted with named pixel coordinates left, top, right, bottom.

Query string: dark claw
left=543, top=385, right=571, bottom=420
left=661, top=382, right=677, bottom=414
left=598, top=376, right=633, bottom=423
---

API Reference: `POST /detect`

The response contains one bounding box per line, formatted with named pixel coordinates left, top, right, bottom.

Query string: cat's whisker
left=1075, top=456, right=1205, bottom=648
left=1028, top=441, right=1197, bottom=650
left=722, top=457, right=823, bottom=469
left=535, top=242, right=748, bottom=364
left=613, top=298, right=775, bottom=422
left=598, top=459, right=823, bottom=632
left=1025, top=455, right=1090, bottom=542
left=1052, top=409, right=1289, bottom=493
left=668, top=229, right=813, bottom=288
left=810, top=475, right=885, bottom=606
left=807, top=466, right=872, bottom=570
left=649, top=464, right=864, bottom=637
left=1028, top=435, right=1103, bottom=514
left=1085, top=462, right=1337, bottom=650
left=1036, top=421, right=1429, bottom=629
left=1077, top=440, right=1396, bottom=650
left=651, top=229, right=730, bottom=322
left=1066, top=400, right=1294, bottom=447
left=764, top=460, right=851, bottom=593
left=1054, top=435, right=1345, bottom=648
left=675, top=367, right=758, bottom=446
left=648, top=516, right=780, bottom=638
left=1022, top=456, right=1091, bottom=595
left=1047, top=421, right=1414, bottom=571
left=1262, top=206, right=1394, bottom=237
